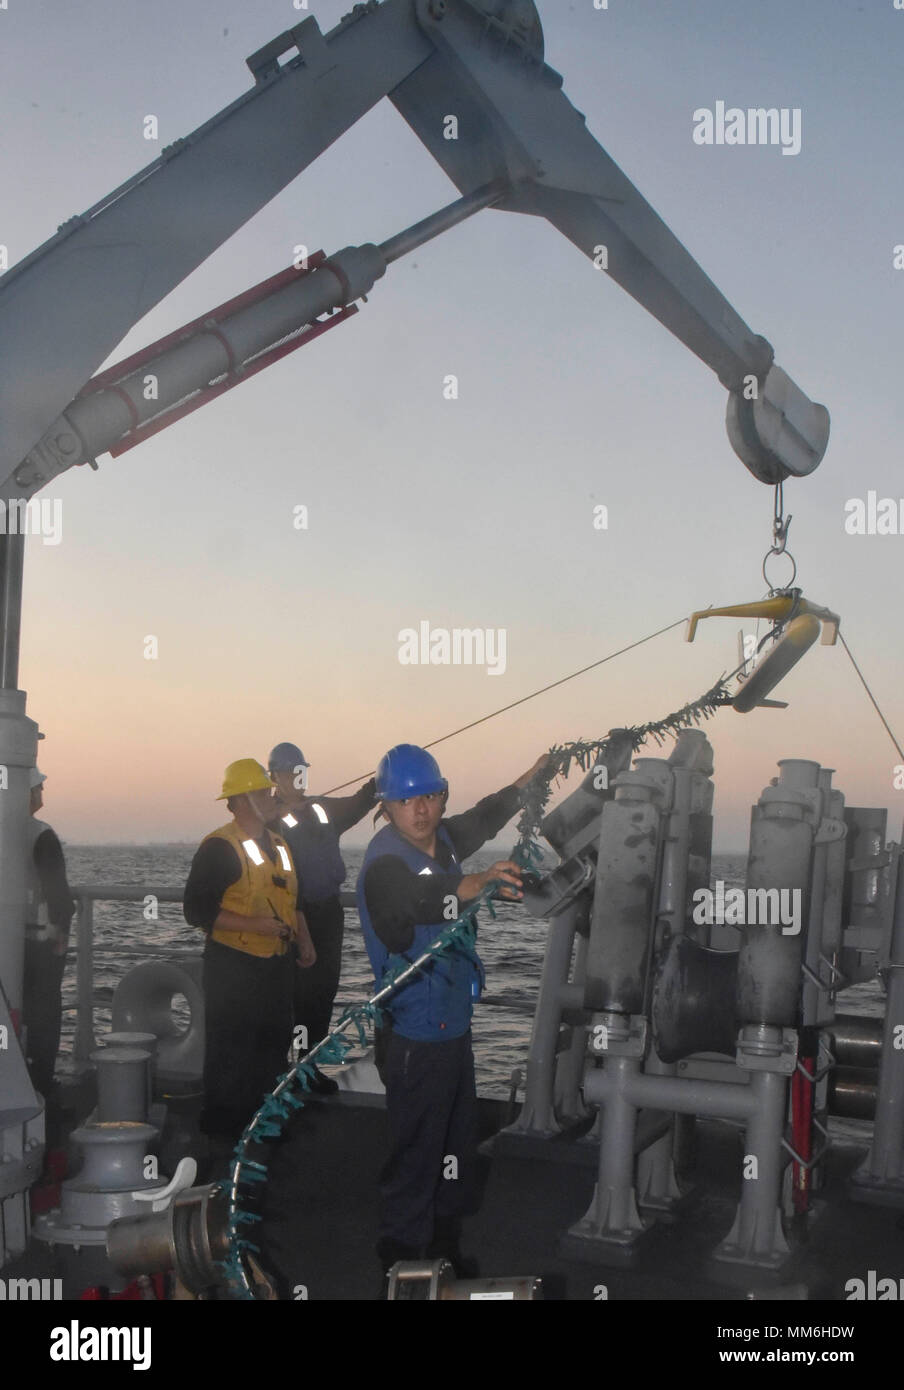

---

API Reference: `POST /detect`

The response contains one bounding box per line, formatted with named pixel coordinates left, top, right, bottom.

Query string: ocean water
left=58, top=845, right=882, bottom=1104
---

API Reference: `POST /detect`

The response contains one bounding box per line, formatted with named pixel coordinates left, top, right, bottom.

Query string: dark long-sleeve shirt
left=183, top=831, right=305, bottom=933
left=34, top=827, right=75, bottom=929
left=362, top=784, right=521, bottom=955
left=268, top=779, right=376, bottom=907
left=309, top=780, right=376, bottom=838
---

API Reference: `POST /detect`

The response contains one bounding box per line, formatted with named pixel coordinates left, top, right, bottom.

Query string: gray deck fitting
left=848, top=854, right=904, bottom=1207
left=557, top=1228, right=647, bottom=1269
left=847, top=1169, right=904, bottom=1211
left=497, top=904, right=580, bottom=1142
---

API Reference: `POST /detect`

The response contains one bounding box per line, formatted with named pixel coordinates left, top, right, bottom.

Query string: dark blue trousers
left=201, top=939, right=293, bottom=1139
left=380, top=1030, right=478, bottom=1251
left=292, top=898, right=344, bottom=1049
left=23, top=938, right=67, bottom=1099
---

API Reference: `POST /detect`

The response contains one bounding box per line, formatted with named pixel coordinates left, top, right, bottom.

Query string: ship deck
left=258, top=1092, right=902, bottom=1303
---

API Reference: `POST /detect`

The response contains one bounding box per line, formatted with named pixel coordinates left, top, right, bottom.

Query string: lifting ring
left=762, top=547, right=797, bottom=593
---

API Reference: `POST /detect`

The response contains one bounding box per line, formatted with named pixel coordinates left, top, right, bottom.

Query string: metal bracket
left=736, top=1027, right=798, bottom=1075
left=794, top=1036, right=835, bottom=1086
left=387, top=1258, right=455, bottom=1301
left=588, top=1014, right=648, bottom=1059
left=799, top=958, right=848, bottom=1004
left=814, top=818, right=847, bottom=845
left=818, top=953, right=848, bottom=988
left=782, top=1116, right=830, bottom=1171
left=246, top=18, right=330, bottom=82
left=132, top=1156, right=198, bottom=1213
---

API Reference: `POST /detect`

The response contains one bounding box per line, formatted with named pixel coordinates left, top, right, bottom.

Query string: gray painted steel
left=16, top=245, right=387, bottom=490
left=583, top=777, right=662, bottom=1016
left=111, top=959, right=205, bottom=1083
left=33, top=1122, right=166, bottom=1246
left=93, top=1048, right=151, bottom=1125
left=0, top=984, right=43, bottom=1266
left=0, top=4, right=433, bottom=485
left=852, top=853, right=904, bottom=1203
left=502, top=901, right=580, bottom=1137
left=1, top=1, right=828, bottom=493
left=737, top=760, right=818, bottom=1027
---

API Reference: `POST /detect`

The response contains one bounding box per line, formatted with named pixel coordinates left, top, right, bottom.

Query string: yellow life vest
left=204, top=820, right=297, bottom=958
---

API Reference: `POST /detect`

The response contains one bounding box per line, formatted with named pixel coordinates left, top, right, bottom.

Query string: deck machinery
left=502, top=730, right=904, bottom=1277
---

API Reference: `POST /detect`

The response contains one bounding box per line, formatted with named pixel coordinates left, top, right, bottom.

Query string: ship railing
left=68, top=883, right=361, bottom=1065
left=68, top=884, right=536, bottom=1065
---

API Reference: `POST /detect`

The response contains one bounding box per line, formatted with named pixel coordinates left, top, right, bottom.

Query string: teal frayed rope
left=217, top=887, right=496, bottom=1299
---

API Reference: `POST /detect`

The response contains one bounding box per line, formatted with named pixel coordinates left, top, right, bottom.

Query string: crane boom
left=0, top=0, right=828, bottom=495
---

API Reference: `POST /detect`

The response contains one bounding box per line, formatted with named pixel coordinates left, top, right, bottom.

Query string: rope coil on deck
left=218, top=891, right=496, bottom=1298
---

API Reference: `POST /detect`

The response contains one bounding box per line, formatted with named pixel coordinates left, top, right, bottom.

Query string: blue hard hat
left=376, top=744, right=447, bottom=802
left=268, top=742, right=310, bottom=772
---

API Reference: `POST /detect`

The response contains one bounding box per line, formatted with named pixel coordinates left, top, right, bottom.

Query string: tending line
left=322, top=615, right=688, bottom=794
left=839, top=632, right=904, bottom=763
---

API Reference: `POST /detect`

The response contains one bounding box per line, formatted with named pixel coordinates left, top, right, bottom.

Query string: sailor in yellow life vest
left=183, top=759, right=316, bottom=1158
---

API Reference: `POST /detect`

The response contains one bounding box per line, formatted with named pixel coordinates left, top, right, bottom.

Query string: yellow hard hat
left=217, top=758, right=274, bottom=800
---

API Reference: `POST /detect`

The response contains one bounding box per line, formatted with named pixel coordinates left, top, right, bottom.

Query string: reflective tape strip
left=311, top=803, right=329, bottom=825
left=242, top=838, right=265, bottom=866
left=282, top=813, right=298, bottom=828
left=418, top=867, right=433, bottom=876
left=277, top=844, right=292, bottom=872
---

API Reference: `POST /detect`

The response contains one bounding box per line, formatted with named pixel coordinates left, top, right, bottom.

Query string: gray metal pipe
left=829, top=1067, right=876, bottom=1121
left=61, top=244, right=386, bottom=466
left=830, top=1014, right=883, bottom=1069
left=15, top=187, right=506, bottom=491
left=379, top=180, right=507, bottom=263
left=0, top=534, right=24, bottom=689
left=802, top=774, right=831, bottom=1027
left=583, top=782, right=661, bottom=1014
left=74, top=897, right=97, bottom=1064
left=725, top=1067, right=789, bottom=1260
left=504, top=902, right=579, bottom=1136
left=597, top=1056, right=643, bottom=1230
left=738, top=760, right=818, bottom=1026
left=657, top=737, right=713, bottom=943
left=820, top=780, right=847, bottom=962
left=583, top=1061, right=757, bottom=1122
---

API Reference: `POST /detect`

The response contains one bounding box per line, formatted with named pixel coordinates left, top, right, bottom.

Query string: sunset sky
left=1, top=0, right=902, bottom=850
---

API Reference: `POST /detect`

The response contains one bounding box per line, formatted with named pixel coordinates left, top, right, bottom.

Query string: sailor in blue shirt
left=267, top=742, right=375, bottom=1092
left=357, top=743, right=549, bottom=1276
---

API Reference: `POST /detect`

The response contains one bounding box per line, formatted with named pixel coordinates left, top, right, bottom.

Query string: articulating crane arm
left=0, top=0, right=828, bottom=497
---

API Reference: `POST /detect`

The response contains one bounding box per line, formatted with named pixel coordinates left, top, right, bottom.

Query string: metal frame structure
left=502, top=733, right=903, bottom=1278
